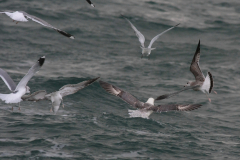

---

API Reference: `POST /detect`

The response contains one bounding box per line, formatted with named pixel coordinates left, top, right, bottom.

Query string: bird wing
left=86, top=0, right=95, bottom=7
left=148, top=104, right=201, bottom=112
left=148, top=23, right=179, bottom=48
left=21, top=11, right=74, bottom=39
left=22, top=90, right=47, bottom=101
left=122, top=15, right=145, bottom=48
left=190, top=40, right=205, bottom=82
left=15, top=56, right=45, bottom=92
left=155, top=85, right=200, bottom=101
left=0, top=10, right=14, bottom=14
left=0, top=68, right=17, bottom=92
left=99, top=80, right=144, bottom=108
left=59, top=77, right=100, bottom=97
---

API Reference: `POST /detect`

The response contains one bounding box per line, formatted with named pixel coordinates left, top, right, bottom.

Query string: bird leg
left=18, top=103, right=21, bottom=111
left=13, top=20, right=15, bottom=22
left=50, top=108, right=53, bottom=112
left=62, top=99, right=64, bottom=108
left=206, top=94, right=211, bottom=103
left=213, top=90, right=217, bottom=94
left=16, top=21, right=19, bottom=24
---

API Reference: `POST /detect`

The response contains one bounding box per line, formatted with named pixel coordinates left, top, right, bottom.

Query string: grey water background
left=0, top=0, right=240, bottom=159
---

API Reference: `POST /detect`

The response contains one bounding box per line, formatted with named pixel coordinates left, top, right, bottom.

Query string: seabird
left=22, top=77, right=100, bottom=113
left=122, top=15, right=179, bottom=59
left=0, top=10, right=74, bottom=39
left=0, top=56, right=45, bottom=110
left=86, top=0, right=95, bottom=7
left=184, top=40, right=216, bottom=102
left=99, top=81, right=201, bottom=119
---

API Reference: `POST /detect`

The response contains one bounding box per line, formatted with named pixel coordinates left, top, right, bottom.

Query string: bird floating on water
left=0, top=10, right=74, bottom=39
left=99, top=81, right=201, bottom=119
left=22, top=77, right=100, bottom=113
left=122, top=15, right=179, bottom=59
left=0, top=56, right=45, bottom=110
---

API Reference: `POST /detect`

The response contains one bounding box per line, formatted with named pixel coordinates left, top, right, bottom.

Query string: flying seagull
left=122, top=15, right=179, bottom=59
left=99, top=81, right=201, bottom=119
left=0, top=56, right=45, bottom=110
left=86, top=0, right=95, bottom=7
left=22, top=77, right=100, bottom=113
left=0, top=10, right=74, bottom=39
left=184, top=40, right=216, bottom=102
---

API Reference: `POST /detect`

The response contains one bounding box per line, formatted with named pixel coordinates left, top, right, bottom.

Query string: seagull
left=22, top=77, right=100, bottom=113
left=99, top=81, right=201, bottom=119
left=184, top=40, right=216, bottom=102
left=0, top=10, right=74, bottom=39
left=86, top=0, right=95, bottom=7
left=122, top=15, right=179, bottom=59
left=0, top=56, right=45, bottom=110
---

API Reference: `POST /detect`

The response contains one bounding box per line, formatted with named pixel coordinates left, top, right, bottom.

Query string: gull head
left=184, top=81, right=192, bottom=87
left=26, top=86, right=30, bottom=93
left=146, top=97, right=154, bottom=105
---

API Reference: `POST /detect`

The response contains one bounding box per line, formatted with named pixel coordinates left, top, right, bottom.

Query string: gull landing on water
left=184, top=40, right=216, bottom=102
left=0, top=11, right=74, bottom=39
left=86, top=0, right=95, bottom=7
left=0, top=56, right=45, bottom=110
left=122, top=15, right=179, bottom=59
left=99, top=81, right=201, bottom=119
left=22, top=77, right=100, bottom=114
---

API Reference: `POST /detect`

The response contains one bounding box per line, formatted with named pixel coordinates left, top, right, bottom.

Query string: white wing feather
left=148, top=23, right=180, bottom=48
left=124, top=17, right=145, bottom=48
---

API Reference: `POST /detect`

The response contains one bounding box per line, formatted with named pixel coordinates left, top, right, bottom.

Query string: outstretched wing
left=15, top=56, right=45, bottom=92
left=148, top=104, right=201, bottom=112
left=0, top=10, right=14, bottom=14
left=99, top=80, right=144, bottom=108
left=122, top=15, right=145, bottom=48
left=21, top=11, right=74, bottom=39
left=22, top=90, right=47, bottom=101
left=0, top=68, right=16, bottom=92
left=59, top=77, right=100, bottom=97
left=190, top=40, right=205, bottom=82
left=86, top=0, right=95, bottom=7
left=148, top=23, right=179, bottom=48
left=155, top=85, right=200, bottom=101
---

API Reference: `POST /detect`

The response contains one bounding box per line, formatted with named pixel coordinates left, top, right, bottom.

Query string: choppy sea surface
left=0, top=0, right=240, bottom=159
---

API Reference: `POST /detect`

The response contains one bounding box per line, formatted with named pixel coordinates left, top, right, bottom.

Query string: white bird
left=86, top=0, right=95, bottom=7
left=0, top=56, right=45, bottom=110
left=122, top=15, right=179, bottom=59
left=0, top=10, right=74, bottom=39
left=99, top=81, right=201, bottom=119
left=22, top=77, right=100, bottom=113
left=184, top=40, right=216, bottom=102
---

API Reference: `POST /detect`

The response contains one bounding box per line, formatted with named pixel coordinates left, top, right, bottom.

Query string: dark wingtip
left=155, top=95, right=168, bottom=101
left=208, top=72, right=213, bottom=93
left=88, top=77, right=100, bottom=84
left=175, top=23, right=180, bottom=27
left=38, top=56, right=45, bottom=66
left=56, top=30, right=74, bottom=39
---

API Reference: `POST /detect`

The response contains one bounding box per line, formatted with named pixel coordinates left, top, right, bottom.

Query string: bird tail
left=52, top=105, right=60, bottom=114
left=0, top=94, right=9, bottom=103
left=202, top=72, right=213, bottom=93
left=0, top=93, right=20, bottom=103
left=128, top=109, right=152, bottom=119
left=56, top=29, right=75, bottom=39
